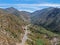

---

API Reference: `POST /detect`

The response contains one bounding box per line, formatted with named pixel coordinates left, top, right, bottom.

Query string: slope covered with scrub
left=26, top=24, right=60, bottom=45
left=0, top=9, right=27, bottom=45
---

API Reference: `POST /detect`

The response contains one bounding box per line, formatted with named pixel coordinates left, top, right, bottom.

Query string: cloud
left=0, top=3, right=60, bottom=12
left=16, top=3, right=60, bottom=7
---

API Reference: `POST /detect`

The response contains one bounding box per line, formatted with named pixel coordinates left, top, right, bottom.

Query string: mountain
left=31, top=7, right=60, bottom=33
left=5, top=7, right=31, bottom=23
left=6, top=7, right=21, bottom=16
left=0, top=7, right=60, bottom=45
left=0, top=8, right=28, bottom=45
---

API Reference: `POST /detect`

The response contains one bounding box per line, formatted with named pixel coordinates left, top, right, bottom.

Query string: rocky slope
left=0, top=9, right=27, bottom=45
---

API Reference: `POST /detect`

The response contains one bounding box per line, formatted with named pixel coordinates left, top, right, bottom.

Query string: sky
left=0, top=0, right=60, bottom=12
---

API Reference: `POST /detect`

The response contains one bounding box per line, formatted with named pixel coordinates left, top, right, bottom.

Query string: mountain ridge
left=31, top=7, right=60, bottom=33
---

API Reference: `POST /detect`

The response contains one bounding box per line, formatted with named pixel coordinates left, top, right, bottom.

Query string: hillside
left=0, top=9, right=27, bottom=45
left=6, top=7, right=31, bottom=23
left=27, top=24, right=60, bottom=45
left=31, top=7, right=60, bottom=33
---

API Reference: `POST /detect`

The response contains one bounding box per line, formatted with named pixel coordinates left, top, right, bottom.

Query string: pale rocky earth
left=16, top=24, right=31, bottom=45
